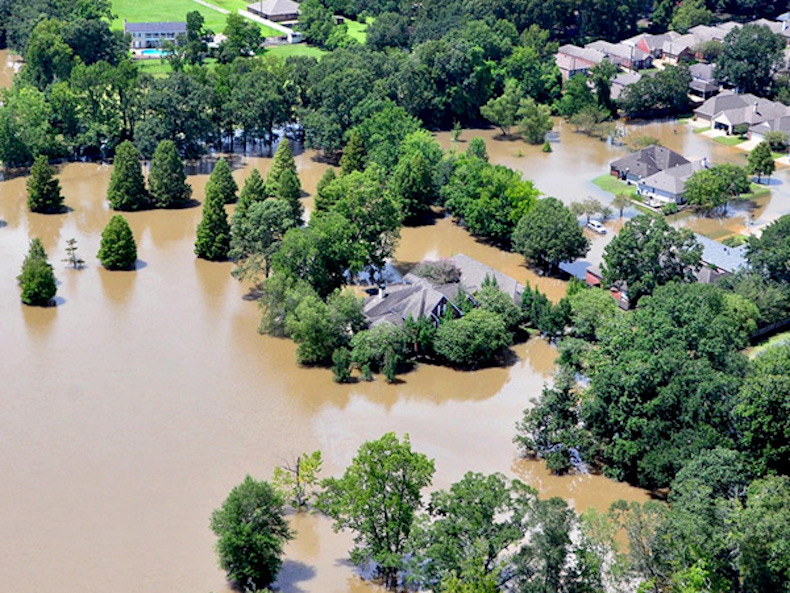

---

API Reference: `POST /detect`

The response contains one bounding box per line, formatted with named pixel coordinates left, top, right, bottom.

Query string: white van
left=587, top=219, right=607, bottom=234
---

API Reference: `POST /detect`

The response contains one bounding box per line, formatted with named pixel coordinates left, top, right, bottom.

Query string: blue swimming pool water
left=141, top=49, right=167, bottom=57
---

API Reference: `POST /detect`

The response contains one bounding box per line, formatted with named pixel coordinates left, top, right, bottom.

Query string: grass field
left=267, top=43, right=326, bottom=59
left=741, top=182, right=771, bottom=200
left=346, top=18, right=368, bottom=42
left=592, top=173, right=638, bottom=197
left=714, top=135, right=747, bottom=146
left=693, top=126, right=711, bottom=134
left=112, top=0, right=279, bottom=37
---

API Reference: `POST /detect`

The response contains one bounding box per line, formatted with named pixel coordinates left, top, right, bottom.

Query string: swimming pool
left=140, top=49, right=168, bottom=58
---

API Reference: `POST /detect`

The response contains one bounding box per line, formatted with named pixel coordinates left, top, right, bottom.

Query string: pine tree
left=276, top=168, right=303, bottom=224
left=195, top=175, right=231, bottom=261
left=339, top=130, right=365, bottom=174
left=231, top=168, right=268, bottom=238
left=17, top=237, right=56, bottom=306
left=148, top=140, right=192, bottom=208
left=314, top=168, right=337, bottom=212
left=207, top=158, right=238, bottom=204
left=27, top=155, right=64, bottom=214
left=267, top=140, right=297, bottom=193
left=98, top=215, right=138, bottom=270
left=108, top=141, right=149, bottom=211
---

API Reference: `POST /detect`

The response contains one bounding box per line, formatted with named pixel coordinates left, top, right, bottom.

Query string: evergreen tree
left=98, top=215, right=137, bottom=270
left=314, top=168, right=337, bottom=212
left=195, top=173, right=231, bottom=261
left=276, top=168, right=304, bottom=224
left=26, top=155, right=63, bottom=213
left=148, top=140, right=191, bottom=208
left=17, top=237, right=56, bottom=306
left=108, top=141, right=149, bottom=211
left=231, top=168, right=268, bottom=236
left=267, top=140, right=297, bottom=193
left=340, top=129, right=366, bottom=174
left=206, top=158, right=238, bottom=205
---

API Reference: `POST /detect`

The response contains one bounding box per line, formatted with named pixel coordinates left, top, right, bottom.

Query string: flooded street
left=5, top=113, right=787, bottom=593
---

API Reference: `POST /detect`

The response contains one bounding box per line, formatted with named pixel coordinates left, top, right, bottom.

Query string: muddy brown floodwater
left=10, top=110, right=790, bottom=593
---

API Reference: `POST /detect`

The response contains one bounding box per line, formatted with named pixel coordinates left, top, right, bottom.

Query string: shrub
left=26, top=155, right=63, bottom=213
left=434, top=309, right=512, bottom=367
left=662, top=202, right=679, bottom=215
left=17, top=238, right=56, bottom=306
left=98, top=215, right=137, bottom=270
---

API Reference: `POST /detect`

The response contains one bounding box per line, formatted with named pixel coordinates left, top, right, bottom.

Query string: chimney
left=379, top=284, right=387, bottom=299
left=702, top=156, right=708, bottom=168
left=754, top=101, right=759, bottom=114
left=784, top=20, right=788, bottom=31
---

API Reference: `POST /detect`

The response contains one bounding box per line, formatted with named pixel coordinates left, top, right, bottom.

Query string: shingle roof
left=557, top=44, right=606, bottom=65
left=749, top=114, right=790, bottom=136
left=690, top=62, right=716, bottom=82
left=637, top=161, right=706, bottom=196
left=611, top=71, right=642, bottom=100
left=447, top=254, right=524, bottom=304
left=694, top=233, right=748, bottom=273
left=694, top=91, right=758, bottom=118
left=586, top=40, right=649, bottom=62
left=124, top=21, right=187, bottom=34
left=247, top=0, right=300, bottom=16
left=610, top=145, right=690, bottom=179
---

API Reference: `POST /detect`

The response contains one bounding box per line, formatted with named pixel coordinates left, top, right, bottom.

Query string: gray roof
left=447, top=254, right=524, bottom=304
left=750, top=115, right=790, bottom=136
left=586, top=40, right=650, bottom=62
left=247, top=0, right=300, bottom=16
left=124, top=21, right=186, bottom=34
left=694, top=91, right=759, bottom=118
left=610, top=145, right=690, bottom=179
left=690, top=62, right=716, bottom=82
left=694, top=233, right=748, bottom=273
left=637, top=160, right=706, bottom=196
left=557, top=44, right=606, bottom=65
left=662, top=33, right=696, bottom=56
left=714, top=99, right=790, bottom=127
left=611, top=71, right=642, bottom=100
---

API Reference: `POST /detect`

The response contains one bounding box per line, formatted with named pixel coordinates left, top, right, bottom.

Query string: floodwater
left=0, top=49, right=20, bottom=88
left=6, top=114, right=786, bottom=593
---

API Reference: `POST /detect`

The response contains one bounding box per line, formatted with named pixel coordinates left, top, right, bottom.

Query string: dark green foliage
left=581, top=283, right=755, bottom=488
left=602, top=215, right=701, bottom=305
left=23, top=19, right=73, bottom=91
left=466, top=137, right=488, bottom=161
left=352, top=103, right=421, bottom=171
left=516, top=97, right=553, bottom=144
left=218, top=13, right=261, bottom=62
left=555, top=74, right=597, bottom=118
left=748, top=141, right=775, bottom=182
left=389, top=131, right=443, bottom=220
left=207, top=158, right=238, bottom=205
left=148, top=140, right=191, bottom=208
left=716, top=23, right=786, bottom=96
left=210, top=476, right=293, bottom=591
left=480, top=79, right=522, bottom=136
left=26, top=155, right=63, bottom=213
left=671, top=0, right=712, bottom=33
left=17, top=237, right=56, bottom=306
left=314, top=168, right=338, bottom=212
left=512, top=197, right=589, bottom=272
left=298, top=0, right=335, bottom=47
left=258, top=272, right=318, bottom=337
left=97, top=215, right=137, bottom=271
left=183, top=11, right=211, bottom=65
left=474, top=284, right=522, bottom=331
left=230, top=198, right=296, bottom=280
left=717, top=271, right=790, bottom=326
left=339, top=129, right=366, bottom=174
left=763, top=130, right=788, bottom=151
left=107, top=141, right=149, bottom=211
left=276, top=168, right=303, bottom=224
left=567, top=287, right=618, bottom=341
left=684, top=165, right=750, bottom=212
left=267, top=140, right=297, bottom=190
left=318, top=433, right=435, bottom=589
left=195, top=172, right=231, bottom=261
left=618, top=64, right=691, bottom=118
left=232, top=168, right=268, bottom=229
left=332, top=347, right=353, bottom=383
left=520, top=283, right=571, bottom=337
left=434, top=309, right=512, bottom=367
left=515, top=370, right=595, bottom=474
left=350, top=323, right=410, bottom=377
left=746, top=214, right=790, bottom=283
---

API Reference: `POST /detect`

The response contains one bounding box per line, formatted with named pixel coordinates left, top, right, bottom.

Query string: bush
left=210, top=476, right=293, bottom=591
left=764, top=130, right=788, bottom=152
left=98, top=215, right=137, bottom=270
left=474, top=284, right=523, bottom=331
left=332, top=347, right=352, bottom=383
left=733, top=123, right=749, bottom=136
left=662, top=202, right=678, bottom=215
left=411, top=260, right=461, bottom=284
left=350, top=323, right=410, bottom=374
left=17, top=238, right=56, bottom=306
left=434, top=309, right=512, bottom=367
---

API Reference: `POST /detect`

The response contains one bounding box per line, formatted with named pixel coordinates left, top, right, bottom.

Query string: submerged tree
left=98, top=215, right=137, bottom=270
left=26, top=155, right=63, bottom=213
left=207, top=157, right=238, bottom=205
left=272, top=450, right=323, bottom=509
left=62, top=238, right=85, bottom=269
left=108, top=141, right=149, bottom=211
left=18, top=237, right=57, bottom=306
left=195, top=171, right=232, bottom=261
left=148, top=139, right=192, bottom=208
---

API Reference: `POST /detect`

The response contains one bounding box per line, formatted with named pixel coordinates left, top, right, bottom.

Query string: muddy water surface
left=0, top=141, right=655, bottom=593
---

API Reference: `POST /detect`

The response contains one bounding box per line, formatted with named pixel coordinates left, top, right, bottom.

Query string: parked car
left=587, top=219, right=607, bottom=234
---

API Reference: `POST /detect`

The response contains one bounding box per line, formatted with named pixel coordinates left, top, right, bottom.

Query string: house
left=694, top=91, right=790, bottom=133
left=623, top=32, right=676, bottom=58
left=662, top=33, right=696, bottom=63
left=689, top=62, right=719, bottom=99
left=610, top=145, right=690, bottom=183
left=586, top=40, right=652, bottom=70
left=748, top=18, right=790, bottom=44
left=611, top=71, right=642, bottom=101
left=749, top=115, right=790, bottom=144
left=556, top=44, right=606, bottom=80
left=124, top=21, right=187, bottom=49
left=585, top=265, right=630, bottom=309
left=694, top=233, right=748, bottom=284
left=247, top=0, right=300, bottom=22
left=636, top=159, right=708, bottom=205
left=362, top=254, right=524, bottom=327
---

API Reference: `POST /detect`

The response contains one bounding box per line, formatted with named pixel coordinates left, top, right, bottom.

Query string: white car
left=587, top=219, right=607, bottom=234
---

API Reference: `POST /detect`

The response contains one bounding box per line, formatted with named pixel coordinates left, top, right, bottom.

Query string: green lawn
left=741, top=182, right=771, bottom=200
left=592, top=173, right=638, bottom=197
left=693, top=126, right=711, bottom=134
left=714, top=135, right=747, bottom=146
left=267, top=43, right=326, bottom=59
left=750, top=330, right=790, bottom=358
left=345, top=18, right=368, bottom=42
left=112, top=0, right=279, bottom=37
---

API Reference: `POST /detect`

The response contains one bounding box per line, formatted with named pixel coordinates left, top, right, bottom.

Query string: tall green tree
left=480, top=79, right=522, bottom=136
left=26, top=155, right=63, bottom=213
left=434, top=309, right=513, bottom=368
left=231, top=168, right=269, bottom=234
left=747, top=141, right=775, bottom=182
left=195, top=173, right=232, bottom=261
left=231, top=198, right=296, bottom=280
left=275, top=168, right=303, bottom=224
left=210, top=476, right=293, bottom=591
left=183, top=10, right=211, bottom=65
left=671, top=0, right=712, bottom=33
left=318, top=433, right=436, bottom=589
left=17, top=237, right=56, bottom=306
left=746, top=214, right=790, bottom=283
left=684, top=164, right=750, bottom=213
left=517, top=97, right=553, bottom=144
left=23, top=19, right=73, bottom=90
left=207, top=158, right=238, bottom=205
left=267, top=140, right=297, bottom=193
left=298, top=0, right=335, bottom=47
left=602, top=215, right=701, bottom=304
left=340, top=129, right=366, bottom=174
left=148, top=140, right=191, bottom=208
left=716, top=24, right=785, bottom=96
left=97, top=214, right=137, bottom=271
left=218, top=13, right=261, bottom=62
left=512, top=197, right=589, bottom=272
left=107, top=140, right=149, bottom=211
